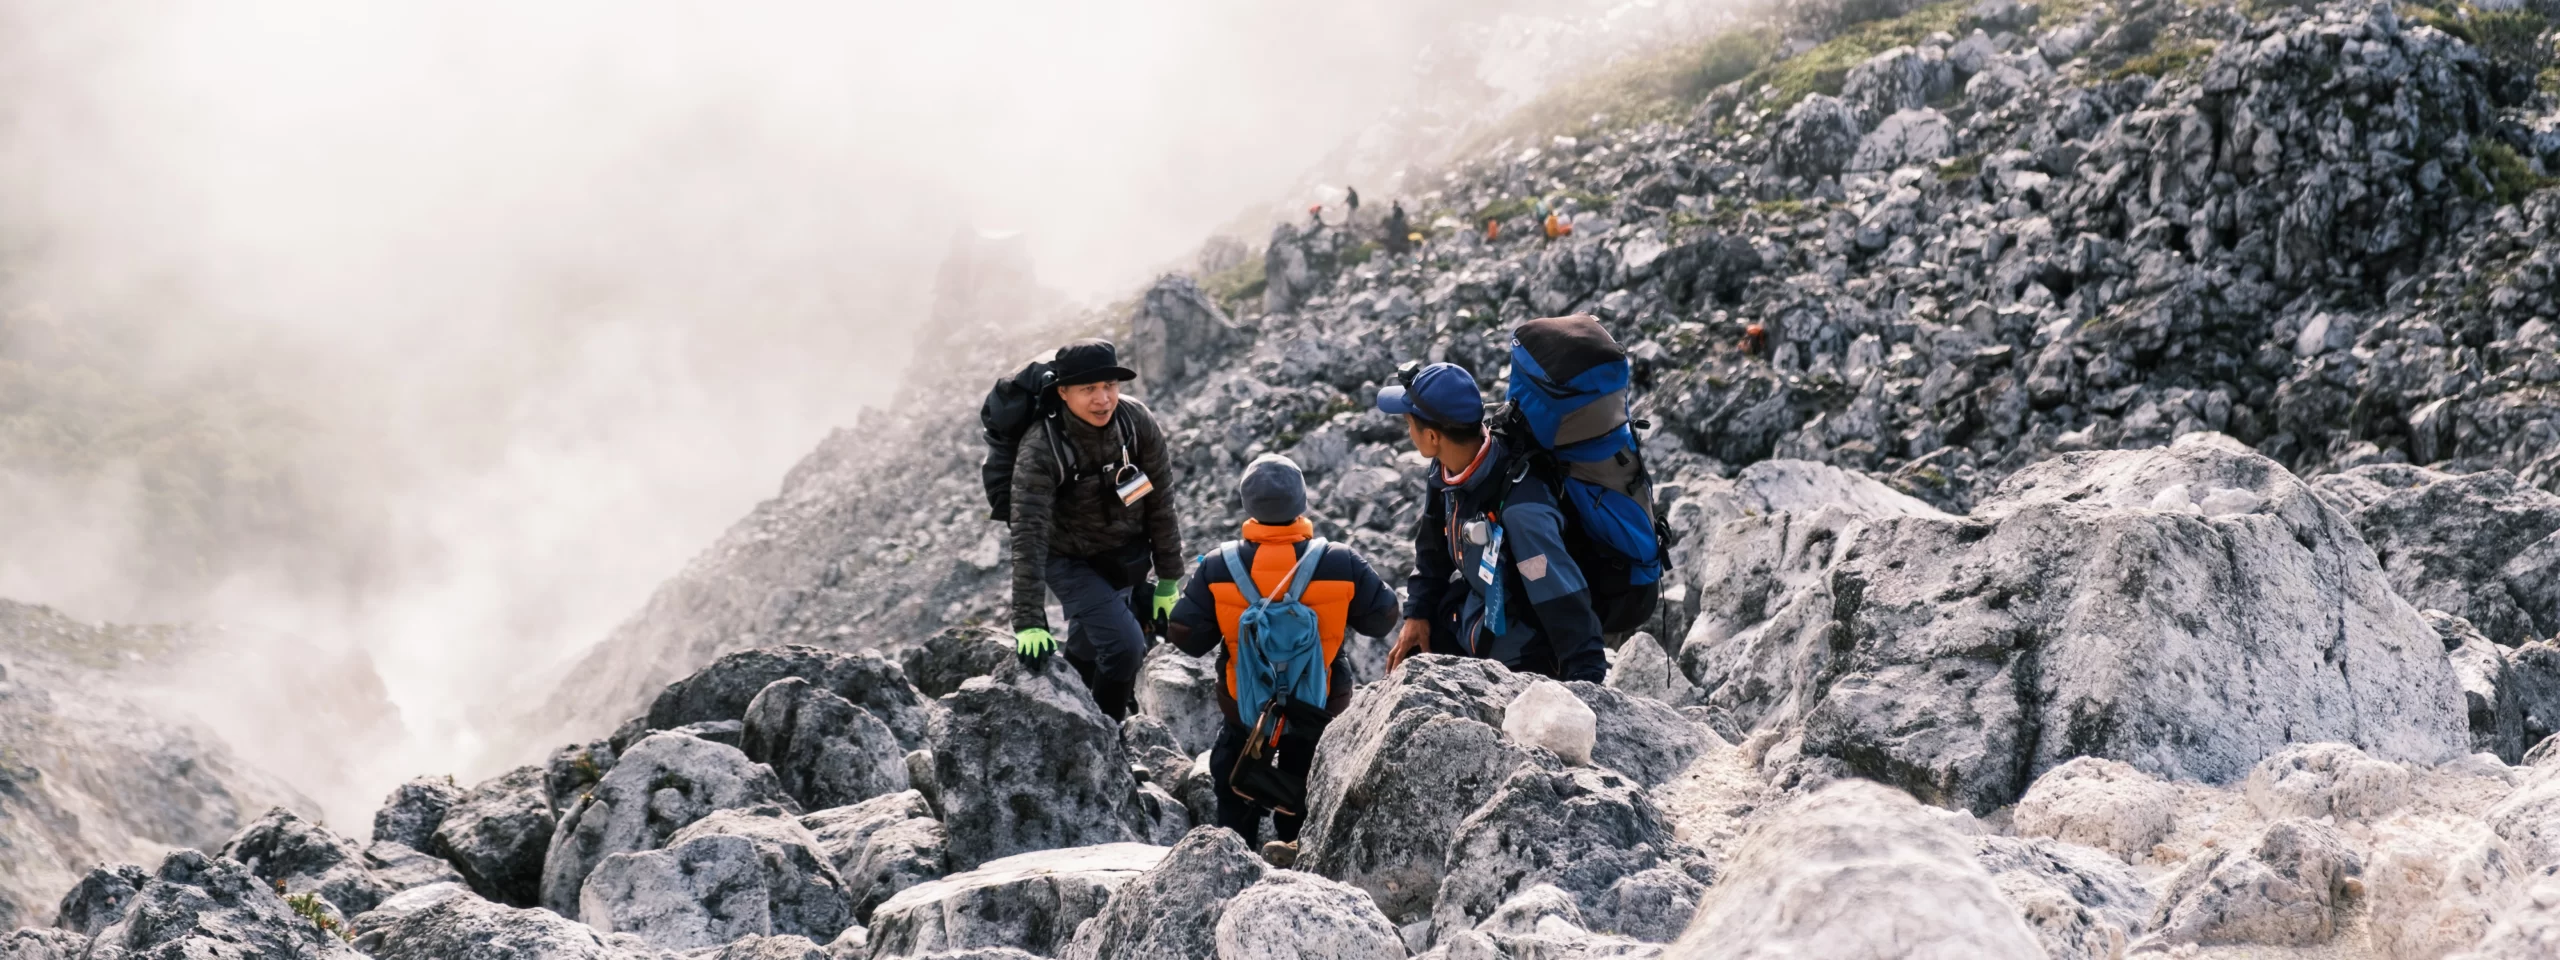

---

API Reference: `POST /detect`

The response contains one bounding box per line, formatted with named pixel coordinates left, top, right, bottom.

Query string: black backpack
left=978, top=356, right=1137, bottom=522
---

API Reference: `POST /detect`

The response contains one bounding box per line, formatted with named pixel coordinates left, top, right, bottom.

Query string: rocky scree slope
left=15, top=0, right=2560, bottom=956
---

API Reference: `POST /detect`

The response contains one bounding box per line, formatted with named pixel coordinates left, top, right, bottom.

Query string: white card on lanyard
left=1476, top=523, right=1504, bottom=584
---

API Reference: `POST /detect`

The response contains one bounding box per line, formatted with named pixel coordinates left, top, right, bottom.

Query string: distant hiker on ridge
left=1166, top=453, right=1397, bottom=866
left=978, top=338, right=1184, bottom=720
left=1383, top=201, right=1413, bottom=255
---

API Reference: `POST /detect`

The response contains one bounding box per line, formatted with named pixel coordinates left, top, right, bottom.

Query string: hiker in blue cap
left=1376, top=362, right=1607, bottom=682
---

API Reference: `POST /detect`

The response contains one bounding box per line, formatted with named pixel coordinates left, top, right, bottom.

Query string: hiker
left=1167, top=454, right=1397, bottom=860
left=1344, top=186, right=1361, bottom=218
left=1379, top=362, right=1609, bottom=683
left=1742, top=322, right=1768, bottom=357
left=1382, top=201, right=1412, bottom=255
left=995, top=339, right=1185, bottom=720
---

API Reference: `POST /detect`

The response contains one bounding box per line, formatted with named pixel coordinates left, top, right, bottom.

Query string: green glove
left=1152, top=580, right=1180, bottom=620
left=1014, top=627, right=1056, bottom=665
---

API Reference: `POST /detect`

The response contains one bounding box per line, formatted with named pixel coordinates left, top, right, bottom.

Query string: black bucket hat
left=1053, top=338, right=1138, bottom=386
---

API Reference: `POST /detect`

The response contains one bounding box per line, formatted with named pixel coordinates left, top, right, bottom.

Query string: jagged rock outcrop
left=218, top=807, right=391, bottom=918
left=1670, top=780, right=2043, bottom=958
left=542, top=731, right=798, bottom=917
left=930, top=659, right=1141, bottom=872
left=87, top=849, right=365, bottom=959
left=2140, top=818, right=2361, bottom=948
left=1128, top=274, right=1248, bottom=394
left=546, top=741, right=619, bottom=815
left=902, top=628, right=1012, bottom=700
left=430, top=764, right=558, bottom=908
left=1299, top=657, right=1535, bottom=923
left=1429, top=761, right=1702, bottom=942
left=371, top=776, right=463, bottom=851
left=1973, top=835, right=2154, bottom=960
left=580, top=807, right=853, bottom=949
left=651, top=646, right=930, bottom=753
left=362, top=841, right=466, bottom=895
left=0, top=601, right=313, bottom=931
left=741, top=677, right=910, bottom=811
left=1682, top=437, right=2468, bottom=812
left=865, top=843, right=1167, bottom=958
left=2243, top=741, right=2412, bottom=823
left=801, top=792, right=947, bottom=923
left=2317, top=465, right=2560, bottom=647
left=1212, top=872, right=1405, bottom=960
left=350, top=881, right=626, bottom=960
left=1060, top=827, right=1264, bottom=960
left=1133, top=644, right=1221, bottom=758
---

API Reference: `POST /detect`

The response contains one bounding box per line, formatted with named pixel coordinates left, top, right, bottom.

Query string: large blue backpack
left=1221, top=538, right=1332, bottom=736
left=1491, top=315, right=1664, bottom=633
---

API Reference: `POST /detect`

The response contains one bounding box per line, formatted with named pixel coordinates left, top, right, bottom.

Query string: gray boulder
left=1974, top=836, right=2154, bottom=960
left=371, top=776, right=463, bottom=851
left=930, top=659, right=1141, bottom=871
left=1061, top=827, right=1265, bottom=960
left=1298, top=655, right=1534, bottom=923
left=2438, top=611, right=2530, bottom=761
left=1687, top=438, right=2468, bottom=814
left=541, top=731, right=798, bottom=917
left=2489, top=762, right=2560, bottom=873
left=429, top=764, right=557, bottom=907
left=1429, top=762, right=1699, bottom=941
left=1134, top=643, right=1222, bottom=757
left=1849, top=108, right=1954, bottom=172
left=579, top=807, right=855, bottom=948
left=0, top=928, right=88, bottom=960
left=53, top=862, right=149, bottom=937
left=2316, top=465, right=2560, bottom=647
left=905, top=628, right=1013, bottom=699
left=1128, top=274, right=1247, bottom=393
left=544, top=740, right=618, bottom=814
left=1604, top=633, right=1696, bottom=707
left=2513, top=641, right=2560, bottom=755
left=2452, top=866, right=2560, bottom=959
left=667, top=808, right=855, bottom=942
left=1568, top=682, right=1711, bottom=788
left=219, top=807, right=391, bottom=917
left=741, top=677, right=910, bottom=811
left=649, top=645, right=931, bottom=752
left=1441, top=883, right=1662, bottom=960
left=2140, top=819, right=2360, bottom=948
left=362, top=841, right=466, bottom=894
left=89, top=849, right=366, bottom=959
left=350, top=881, right=625, bottom=960
left=1768, top=95, right=1863, bottom=180
left=866, top=843, right=1168, bottom=958
left=801, top=792, right=947, bottom=922
left=696, top=935, right=833, bottom=959
left=1212, top=872, right=1406, bottom=960
left=1670, top=781, right=2043, bottom=959
left=1840, top=46, right=1955, bottom=124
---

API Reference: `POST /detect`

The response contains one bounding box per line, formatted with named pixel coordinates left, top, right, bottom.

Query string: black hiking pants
left=1209, top=719, right=1314, bottom=847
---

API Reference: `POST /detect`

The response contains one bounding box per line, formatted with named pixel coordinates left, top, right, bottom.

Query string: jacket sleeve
left=1342, top=549, right=1402, bottom=638
left=1168, top=553, right=1225, bottom=657
left=1131, top=402, right=1186, bottom=580
left=1404, top=480, right=1452, bottom=621
left=1009, top=424, right=1060, bottom=632
left=1501, top=499, right=1607, bottom=683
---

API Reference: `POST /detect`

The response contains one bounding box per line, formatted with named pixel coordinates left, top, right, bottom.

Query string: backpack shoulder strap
left=1218, top=541, right=1253, bottom=603
left=1282, top=539, right=1329, bottom=604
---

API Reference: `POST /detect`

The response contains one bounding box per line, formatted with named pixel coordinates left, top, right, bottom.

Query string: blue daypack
left=1221, top=538, right=1332, bottom=736
left=1493, top=315, right=1664, bottom=633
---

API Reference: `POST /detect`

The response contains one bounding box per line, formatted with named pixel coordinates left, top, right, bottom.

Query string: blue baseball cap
left=1375, top=362, right=1485, bottom=425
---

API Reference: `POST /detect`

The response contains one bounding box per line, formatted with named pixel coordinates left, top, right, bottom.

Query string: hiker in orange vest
left=1166, top=454, right=1398, bottom=862
left=1742, top=323, right=1768, bottom=357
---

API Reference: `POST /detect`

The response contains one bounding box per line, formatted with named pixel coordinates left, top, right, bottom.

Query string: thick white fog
left=0, top=0, right=1717, bottom=825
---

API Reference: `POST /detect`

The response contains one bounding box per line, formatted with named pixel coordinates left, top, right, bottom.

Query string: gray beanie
left=1238, top=454, right=1307, bottom=525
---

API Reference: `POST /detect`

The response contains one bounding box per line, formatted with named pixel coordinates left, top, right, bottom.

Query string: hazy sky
left=0, top=0, right=1707, bottom=823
